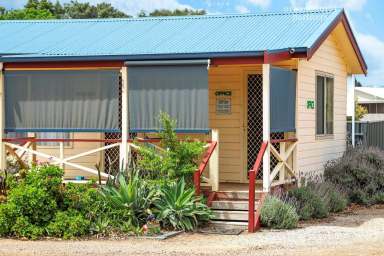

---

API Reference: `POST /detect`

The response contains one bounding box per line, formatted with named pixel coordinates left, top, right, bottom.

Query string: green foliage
left=101, top=173, right=156, bottom=227
left=138, top=112, right=205, bottom=182
left=12, top=216, right=44, bottom=240
left=260, top=196, right=299, bottom=229
left=355, top=102, right=368, bottom=121
left=0, top=1, right=206, bottom=20
left=324, top=147, right=384, bottom=205
left=309, top=182, right=348, bottom=213
left=288, top=186, right=329, bottom=220
left=155, top=179, right=213, bottom=231
left=61, top=1, right=129, bottom=19
left=47, top=209, right=91, bottom=239
left=138, top=8, right=206, bottom=17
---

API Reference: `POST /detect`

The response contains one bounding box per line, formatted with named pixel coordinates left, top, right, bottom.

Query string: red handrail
left=248, top=141, right=268, bottom=233
left=194, top=141, right=218, bottom=196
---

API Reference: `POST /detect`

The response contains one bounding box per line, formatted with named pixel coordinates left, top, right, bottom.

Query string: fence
left=347, top=121, right=384, bottom=149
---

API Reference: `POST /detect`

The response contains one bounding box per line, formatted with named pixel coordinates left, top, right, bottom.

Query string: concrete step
left=211, top=200, right=260, bottom=211
left=212, top=210, right=249, bottom=221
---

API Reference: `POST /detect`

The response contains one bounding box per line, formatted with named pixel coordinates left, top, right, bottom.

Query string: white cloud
left=290, top=0, right=367, bottom=11
left=235, top=5, right=250, bottom=14
left=248, top=0, right=271, bottom=9
left=356, top=33, right=384, bottom=86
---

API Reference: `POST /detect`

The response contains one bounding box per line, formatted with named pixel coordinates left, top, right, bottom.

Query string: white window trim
left=315, top=72, right=334, bottom=137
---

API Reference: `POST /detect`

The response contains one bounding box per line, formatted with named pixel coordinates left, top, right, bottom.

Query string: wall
left=296, top=31, right=348, bottom=175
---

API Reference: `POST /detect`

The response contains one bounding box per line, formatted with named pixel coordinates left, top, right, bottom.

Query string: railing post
left=194, top=170, right=200, bottom=196
left=0, top=63, right=5, bottom=172
left=27, top=132, right=36, bottom=166
left=209, top=129, right=219, bottom=192
left=120, top=66, right=130, bottom=171
left=262, top=64, right=271, bottom=192
left=59, top=141, right=64, bottom=169
left=279, top=141, right=286, bottom=183
left=248, top=169, right=256, bottom=233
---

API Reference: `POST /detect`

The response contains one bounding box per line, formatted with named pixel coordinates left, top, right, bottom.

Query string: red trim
left=248, top=141, right=268, bottom=233
left=3, top=61, right=124, bottom=70
left=211, top=57, right=263, bottom=66
left=307, top=11, right=367, bottom=75
left=264, top=51, right=306, bottom=64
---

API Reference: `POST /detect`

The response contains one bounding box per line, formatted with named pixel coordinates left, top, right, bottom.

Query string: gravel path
left=1, top=205, right=384, bottom=256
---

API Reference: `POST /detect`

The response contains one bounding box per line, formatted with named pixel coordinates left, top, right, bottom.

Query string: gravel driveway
left=1, top=205, right=384, bottom=256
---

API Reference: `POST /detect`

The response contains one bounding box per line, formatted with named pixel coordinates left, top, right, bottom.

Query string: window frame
left=315, top=72, right=334, bottom=137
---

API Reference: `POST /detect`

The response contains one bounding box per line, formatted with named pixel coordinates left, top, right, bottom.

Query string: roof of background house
left=0, top=8, right=367, bottom=72
left=355, top=87, right=384, bottom=103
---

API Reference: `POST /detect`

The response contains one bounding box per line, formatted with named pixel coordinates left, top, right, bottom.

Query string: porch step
left=214, top=191, right=263, bottom=201
left=209, top=220, right=248, bottom=229
left=211, top=200, right=259, bottom=211
left=212, top=210, right=249, bottom=222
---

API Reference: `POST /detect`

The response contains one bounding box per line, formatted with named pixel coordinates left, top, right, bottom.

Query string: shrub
left=324, top=147, right=384, bottom=205
left=288, top=186, right=328, bottom=220
left=155, top=178, right=213, bottom=231
left=310, top=182, right=348, bottom=213
left=137, top=112, right=204, bottom=181
left=12, top=216, right=45, bottom=240
left=260, top=195, right=299, bottom=229
left=100, top=173, right=156, bottom=227
left=47, top=210, right=91, bottom=239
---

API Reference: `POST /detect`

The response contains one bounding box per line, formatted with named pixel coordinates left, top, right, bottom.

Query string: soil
left=1, top=205, right=384, bottom=256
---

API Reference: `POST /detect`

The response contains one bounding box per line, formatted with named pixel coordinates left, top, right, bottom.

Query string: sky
left=1, top=0, right=383, bottom=86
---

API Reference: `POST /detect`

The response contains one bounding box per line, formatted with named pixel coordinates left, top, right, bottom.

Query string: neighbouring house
left=0, top=8, right=367, bottom=231
left=355, top=87, right=384, bottom=122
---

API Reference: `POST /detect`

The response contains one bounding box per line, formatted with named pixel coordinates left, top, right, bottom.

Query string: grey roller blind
left=4, top=70, right=119, bottom=132
left=127, top=60, right=209, bottom=131
left=270, top=67, right=296, bottom=132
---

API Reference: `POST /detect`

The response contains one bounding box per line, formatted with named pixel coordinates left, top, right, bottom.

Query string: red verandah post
left=248, top=141, right=268, bottom=233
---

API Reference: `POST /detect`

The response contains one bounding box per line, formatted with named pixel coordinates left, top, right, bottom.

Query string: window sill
left=315, top=134, right=334, bottom=140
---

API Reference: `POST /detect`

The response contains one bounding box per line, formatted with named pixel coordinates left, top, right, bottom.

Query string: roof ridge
left=0, top=8, right=341, bottom=23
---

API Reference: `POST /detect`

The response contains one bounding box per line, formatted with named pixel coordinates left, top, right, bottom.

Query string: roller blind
left=127, top=60, right=209, bottom=131
left=270, top=67, right=297, bottom=132
left=4, top=70, right=120, bottom=132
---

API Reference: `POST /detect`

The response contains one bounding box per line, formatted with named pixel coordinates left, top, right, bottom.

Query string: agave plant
left=100, top=172, right=157, bottom=227
left=154, top=179, right=213, bottom=231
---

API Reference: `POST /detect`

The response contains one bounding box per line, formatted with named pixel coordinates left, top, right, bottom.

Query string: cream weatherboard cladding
left=296, top=32, right=348, bottom=174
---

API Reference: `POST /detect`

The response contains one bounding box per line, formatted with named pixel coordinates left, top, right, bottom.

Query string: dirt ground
left=1, top=205, right=384, bottom=256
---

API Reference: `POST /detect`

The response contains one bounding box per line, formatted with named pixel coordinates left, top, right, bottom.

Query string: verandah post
left=209, top=129, right=219, bottom=192
left=119, top=66, right=130, bottom=171
left=262, top=64, right=271, bottom=192
left=0, top=63, right=5, bottom=172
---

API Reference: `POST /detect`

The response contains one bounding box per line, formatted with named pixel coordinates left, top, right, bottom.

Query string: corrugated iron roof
left=0, top=8, right=346, bottom=61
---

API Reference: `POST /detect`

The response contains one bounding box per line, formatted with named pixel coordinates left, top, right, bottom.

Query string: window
left=216, top=98, right=231, bottom=114
left=316, top=74, right=334, bottom=135
left=37, top=132, right=71, bottom=147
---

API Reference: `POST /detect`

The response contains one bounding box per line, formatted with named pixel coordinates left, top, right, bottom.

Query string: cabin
left=0, top=9, right=367, bottom=231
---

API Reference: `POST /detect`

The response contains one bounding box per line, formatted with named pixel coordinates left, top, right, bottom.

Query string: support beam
left=0, top=63, right=5, bottom=172
left=209, top=129, right=219, bottom=192
left=119, top=66, right=130, bottom=171
left=262, top=64, right=271, bottom=192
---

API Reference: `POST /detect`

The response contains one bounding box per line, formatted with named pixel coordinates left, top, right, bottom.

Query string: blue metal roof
left=0, top=9, right=345, bottom=61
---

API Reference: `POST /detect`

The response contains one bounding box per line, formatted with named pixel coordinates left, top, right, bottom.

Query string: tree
left=355, top=101, right=368, bottom=121
left=61, top=1, right=129, bottom=19
left=138, top=8, right=206, bottom=17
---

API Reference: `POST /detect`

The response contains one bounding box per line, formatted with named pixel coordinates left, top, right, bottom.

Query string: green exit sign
left=307, top=100, right=315, bottom=109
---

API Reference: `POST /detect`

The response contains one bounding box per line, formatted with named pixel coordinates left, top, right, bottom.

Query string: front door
left=246, top=74, right=264, bottom=178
